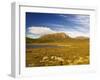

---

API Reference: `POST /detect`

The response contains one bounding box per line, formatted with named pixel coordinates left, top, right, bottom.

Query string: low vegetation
left=26, top=33, right=89, bottom=67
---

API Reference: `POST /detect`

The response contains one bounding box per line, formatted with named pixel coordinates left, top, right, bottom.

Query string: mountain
left=26, top=32, right=89, bottom=43
left=40, top=32, right=70, bottom=40
left=75, top=36, right=89, bottom=40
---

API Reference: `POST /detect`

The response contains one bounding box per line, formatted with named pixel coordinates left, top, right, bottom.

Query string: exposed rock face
left=40, top=32, right=70, bottom=40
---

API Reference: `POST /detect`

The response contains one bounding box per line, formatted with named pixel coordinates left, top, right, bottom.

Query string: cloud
left=26, top=26, right=89, bottom=39
left=26, top=15, right=90, bottom=39
left=75, top=16, right=89, bottom=34
left=60, top=14, right=89, bottom=27
left=26, top=26, right=56, bottom=38
left=58, top=14, right=90, bottom=33
left=55, top=28, right=89, bottom=38
left=64, top=30, right=89, bottom=38
left=74, top=15, right=89, bottom=27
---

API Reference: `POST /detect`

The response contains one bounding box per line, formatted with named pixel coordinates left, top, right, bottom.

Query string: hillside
left=75, top=36, right=89, bottom=40
left=26, top=32, right=89, bottom=43
left=26, top=32, right=89, bottom=67
left=40, top=32, right=70, bottom=39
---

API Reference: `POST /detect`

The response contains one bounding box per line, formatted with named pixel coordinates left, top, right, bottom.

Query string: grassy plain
left=26, top=37, right=89, bottom=67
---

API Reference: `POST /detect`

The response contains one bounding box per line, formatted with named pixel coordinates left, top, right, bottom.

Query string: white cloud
left=72, top=15, right=90, bottom=28
left=26, top=33, right=40, bottom=39
left=57, top=28, right=89, bottom=38
left=69, top=15, right=90, bottom=35
left=26, top=26, right=89, bottom=39
left=59, top=14, right=89, bottom=31
left=26, top=26, right=56, bottom=38
left=64, top=31, right=89, bottom=38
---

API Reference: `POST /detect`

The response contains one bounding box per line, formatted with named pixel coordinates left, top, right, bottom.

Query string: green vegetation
left=26, top=33, right=89, bottom=67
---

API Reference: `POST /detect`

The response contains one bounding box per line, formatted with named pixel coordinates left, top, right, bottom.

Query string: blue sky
left=26, top=12, right=90, bottom=38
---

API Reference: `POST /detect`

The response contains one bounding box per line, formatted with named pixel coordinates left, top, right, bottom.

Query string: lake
left=26, top=44, right=63, bottom=48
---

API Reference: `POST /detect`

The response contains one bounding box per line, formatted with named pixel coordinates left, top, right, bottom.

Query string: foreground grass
left=26, top=39, right=89, bottom=67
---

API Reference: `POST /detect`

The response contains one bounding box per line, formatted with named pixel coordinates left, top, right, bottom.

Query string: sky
left=26, top=12, right=90, bottom=39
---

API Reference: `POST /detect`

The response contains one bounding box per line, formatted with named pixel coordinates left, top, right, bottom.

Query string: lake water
left=26, top=44, right=62, bottom=48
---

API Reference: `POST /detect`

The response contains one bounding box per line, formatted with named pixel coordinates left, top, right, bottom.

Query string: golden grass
left=26, top=40, right=89, bottom=67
